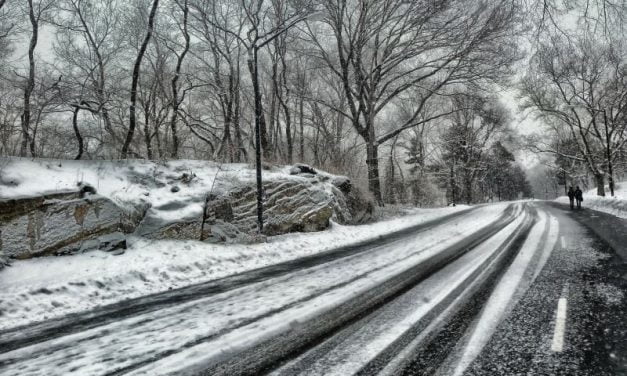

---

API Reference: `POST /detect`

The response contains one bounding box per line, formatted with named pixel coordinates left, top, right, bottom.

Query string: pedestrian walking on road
left=575, top=186, right=583, bottom=209
left=567, top=186, right=575, bottom=210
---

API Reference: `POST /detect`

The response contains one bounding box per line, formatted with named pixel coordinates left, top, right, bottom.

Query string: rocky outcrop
left=0, top=163, right=374, bottom=261
left=0, top=191, right=139, bottom=259
left=223, top=180, right=335, bottom=236
left=289, top=163, right=317, bottom=175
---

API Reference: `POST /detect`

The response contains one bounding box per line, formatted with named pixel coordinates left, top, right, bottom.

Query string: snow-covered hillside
left=556, top=182, right=627, bottom=218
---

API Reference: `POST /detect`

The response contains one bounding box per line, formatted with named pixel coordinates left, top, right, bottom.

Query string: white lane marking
left=560, top=236, right=566, bottom=249
left=551, top=284, right=569, bottom=352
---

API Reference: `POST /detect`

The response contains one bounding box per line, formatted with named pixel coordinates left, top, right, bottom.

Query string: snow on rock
left=0, top=158, right=375, bottom=253
left=556, top=181, right=627, bottom=218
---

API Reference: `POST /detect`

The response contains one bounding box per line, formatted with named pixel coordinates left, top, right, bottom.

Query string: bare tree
left=197, top=0, right=318, bottom=231
left=190, top=0, right=247, bottom=162
left=307, top=0, right=519, bottom=204
left=166, top=0, right=191, bottom=158
left=53, top=0, right=125, bottom=157
left=121, top=0, right=160, bottom=158
left=20, top=0, right=54, bottom=156
left=521, top=29, right=627, bottom=196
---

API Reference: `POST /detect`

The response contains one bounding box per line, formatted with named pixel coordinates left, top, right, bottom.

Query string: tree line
left=522, top=0, right=627, bottom=197
left=0, top=0, right=539, bottom=205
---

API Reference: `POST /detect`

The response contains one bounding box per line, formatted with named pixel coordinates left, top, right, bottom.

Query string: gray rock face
left=0, top=192, right=127, bottom=259
left=78, top=232, right=127, bottom=254
left=343, top=184, right=375, bottom=224
left=137, top=216, right=208, bottom=241
left=205, top=180, right=335, bottom=237
left=332, top=176, right=351, bottom=193
left=0, top=165, right=374, bottom=258
left=328, top=176, right=374, bottom=225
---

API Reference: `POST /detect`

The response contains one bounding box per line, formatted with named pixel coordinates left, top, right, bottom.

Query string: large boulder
left=0, top=191, right=129, bottom=259
left=206, top=179, right=335, bottom=237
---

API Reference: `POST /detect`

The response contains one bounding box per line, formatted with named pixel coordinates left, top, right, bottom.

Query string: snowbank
left=555, top=182, right=627, bottom=218
left=0, top=205, right=466, bottom=331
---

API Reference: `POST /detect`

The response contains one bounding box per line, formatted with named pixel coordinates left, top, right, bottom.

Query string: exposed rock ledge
left=0, top=164, right=373, bottom=261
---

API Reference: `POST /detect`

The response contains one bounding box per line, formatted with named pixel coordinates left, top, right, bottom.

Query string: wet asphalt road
left=403, top=201, right=627, bottom=376
left=260, top=201, right=627, bottom=376
left=2, top=202, right=626, bottom=375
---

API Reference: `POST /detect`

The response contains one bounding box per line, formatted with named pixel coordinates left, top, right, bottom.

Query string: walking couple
left=567, top=186, right=583, bottom=209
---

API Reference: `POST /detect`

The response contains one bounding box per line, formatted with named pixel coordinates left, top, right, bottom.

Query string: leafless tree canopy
left=7, top=0, right=613, bottom=203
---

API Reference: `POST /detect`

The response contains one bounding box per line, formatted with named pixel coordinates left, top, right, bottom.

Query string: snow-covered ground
left=555, top=182, right=627, bottom=218
left=0, top=203, right=469, bottom=331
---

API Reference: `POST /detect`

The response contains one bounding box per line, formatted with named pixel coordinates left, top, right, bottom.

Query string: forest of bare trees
left=6, top=0, right=617, bottom=206
left=522, top=0, right=627, bottom=197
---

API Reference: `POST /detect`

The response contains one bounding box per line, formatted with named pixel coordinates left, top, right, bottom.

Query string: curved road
left=1, top=201, right=626, bottom=376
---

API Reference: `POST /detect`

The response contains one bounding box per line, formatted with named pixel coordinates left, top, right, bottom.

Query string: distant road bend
left=0, top=202, right=587, bottom=376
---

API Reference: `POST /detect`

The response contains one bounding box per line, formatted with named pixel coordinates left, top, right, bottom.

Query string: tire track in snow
left=266, top=205, right=533, bottom=376
left=436, top=205, right=560, bottom=376
left=0, top=207, right=480, bottom=355
left=0, top=206, right=512, bottom=376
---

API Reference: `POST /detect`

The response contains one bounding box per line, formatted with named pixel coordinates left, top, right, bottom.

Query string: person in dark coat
left=575, top=186, right=583, bottom=209
left=567, top=186, right=575, bottom=209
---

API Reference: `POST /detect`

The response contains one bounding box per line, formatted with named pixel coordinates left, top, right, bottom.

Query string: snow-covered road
left=0, top=203, right=518, bottom=375
left=3, top=200, right=622, bottom=376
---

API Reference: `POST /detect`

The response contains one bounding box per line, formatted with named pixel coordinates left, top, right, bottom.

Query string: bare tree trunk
left=168, top=0, right=189, bottom=158
left=464, top=171, right=473, bottom=204
left=121, top=0, right=159, bottom=158
left=386, top=146, right=396, bottom=204
left=21, top=0, right=39, bottom=157
left=594, top=173, right=605, bottom=196
left=366, top=141, right=383, bottom=206
left=234, top=85, right=245, bottom=162
left=72, top=106, right=84, bottom=160
left=450, top=158, right=457, bottom=204
left=143, top=102, right=153, bottom=159
left=267, top=79, right=276, bottom=160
